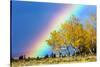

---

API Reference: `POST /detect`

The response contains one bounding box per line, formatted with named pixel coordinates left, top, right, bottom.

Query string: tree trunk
left=88, top=48, right=93, bottom=55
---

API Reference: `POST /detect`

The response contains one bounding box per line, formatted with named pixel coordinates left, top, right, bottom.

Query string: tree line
left=46, top=15, right=96, bottom=56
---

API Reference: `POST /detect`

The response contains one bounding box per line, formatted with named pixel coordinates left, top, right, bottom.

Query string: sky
left=11, top=0, right=96, bottom=57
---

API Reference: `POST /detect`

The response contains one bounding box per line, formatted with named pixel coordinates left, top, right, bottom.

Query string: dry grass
left=11, top=55, right=96, bottom=67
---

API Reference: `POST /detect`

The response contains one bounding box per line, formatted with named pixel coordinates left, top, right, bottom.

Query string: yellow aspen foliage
left=47, top=15, right=96, bottom=54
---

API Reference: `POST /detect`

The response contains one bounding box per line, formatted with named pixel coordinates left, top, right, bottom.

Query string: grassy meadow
left=11, top=55, right=96, bottom=67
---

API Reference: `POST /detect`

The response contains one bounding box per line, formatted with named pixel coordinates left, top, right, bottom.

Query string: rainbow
left=26, top=4, right=85, bottom=57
